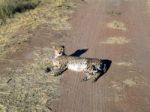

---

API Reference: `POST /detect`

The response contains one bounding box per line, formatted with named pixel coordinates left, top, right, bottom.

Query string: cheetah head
left=52, top=45, right=65, bottom=58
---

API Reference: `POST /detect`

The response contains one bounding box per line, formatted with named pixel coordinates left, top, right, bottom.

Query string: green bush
left=0, top=0, right=40, bottom=24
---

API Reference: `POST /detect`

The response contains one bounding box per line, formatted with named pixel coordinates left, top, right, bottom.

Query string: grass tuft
left=0, top=0, right=40, bottom=24
left=101, top=36, right=130, bottom=45
left=0, top=0, right=75, bottom=58
left=107, top=20, right=127, bottom=31
left=0, top=47, right=60, bottom=112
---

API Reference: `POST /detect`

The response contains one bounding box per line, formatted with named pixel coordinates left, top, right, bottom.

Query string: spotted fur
left=47, top=45, right=106, bottom=82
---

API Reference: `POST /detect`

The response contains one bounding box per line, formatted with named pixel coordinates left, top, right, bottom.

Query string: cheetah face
left=52, top=45, right=65, bottom=58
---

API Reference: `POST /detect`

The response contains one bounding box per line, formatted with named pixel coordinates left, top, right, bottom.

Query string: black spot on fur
left=45, top=67, right=51, bottom=73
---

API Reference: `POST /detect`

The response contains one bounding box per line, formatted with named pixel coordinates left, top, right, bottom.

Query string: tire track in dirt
left=56, top=0, right=150, bottom=112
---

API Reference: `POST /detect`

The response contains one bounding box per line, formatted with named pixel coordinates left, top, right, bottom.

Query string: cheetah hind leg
left=92, top=63, right=107, bottom=82
left=82, top=72, right=92, bottom=81
left=92, top=72, right=103, bottom=82
left=53, top=65, right=67, bottom=76
left=82, top=65, right=99, bottom=82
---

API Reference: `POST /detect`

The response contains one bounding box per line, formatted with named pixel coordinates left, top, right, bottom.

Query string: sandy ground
left=55, top=0, right=150, bottom=112
left=1, top=0, right=150, bottom=112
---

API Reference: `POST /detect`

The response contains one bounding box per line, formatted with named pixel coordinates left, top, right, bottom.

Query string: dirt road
left=55, top=0, right=150, bottom=112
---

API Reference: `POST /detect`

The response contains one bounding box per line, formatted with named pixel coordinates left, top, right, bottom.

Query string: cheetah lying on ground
left=46, top=45, right=107, bottom=82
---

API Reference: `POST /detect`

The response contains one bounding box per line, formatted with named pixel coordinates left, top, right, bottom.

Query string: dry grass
left=0, top=0, right=74, bottom=58
left=123, top=79, right=137, bottom=87
left=115, top=62, right=133, bottom=66
left=0, top=0, right=75, bottom=111
left=147, top=0, right=150, bottom=15
left=147, top=0, right=150, bottom=11
left=107, top=20, right=127, bottom=31
left=100, top=36, right=130, bottom=45
left=0, top=47, right=60, bottom=112
left=0, top=104, right=6, bottom=112
left=0, top=0, right=40, bottom=24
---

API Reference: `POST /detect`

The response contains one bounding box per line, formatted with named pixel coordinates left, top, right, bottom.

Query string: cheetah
left=46, top=45, right=107, bottom=82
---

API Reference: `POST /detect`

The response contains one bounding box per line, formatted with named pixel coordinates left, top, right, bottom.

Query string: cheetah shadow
left=70, top=49, right=88, bottom=57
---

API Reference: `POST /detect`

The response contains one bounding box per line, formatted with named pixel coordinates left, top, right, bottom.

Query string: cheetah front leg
left=45, top=65, right=67, bottom=76
left=53, top=65, right=67, bottom=76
